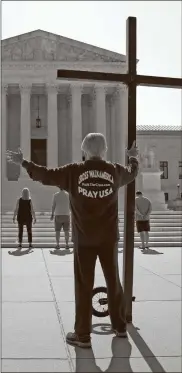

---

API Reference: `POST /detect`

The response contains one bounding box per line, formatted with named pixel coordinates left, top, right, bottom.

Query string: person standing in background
left=50, top=188, right=70, bottom=250
left=135, top=191, right=152, bottom=249
left=13, top=187, right=36, bottom=249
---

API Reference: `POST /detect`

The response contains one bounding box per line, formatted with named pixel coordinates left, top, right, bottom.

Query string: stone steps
left=2, top=228, right=182, bottom=235
left=1, top=211, right=182, bottom=248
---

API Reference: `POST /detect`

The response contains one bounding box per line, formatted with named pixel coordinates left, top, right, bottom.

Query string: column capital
left=114, top=84, right=127, bottom=97
left=92, top=84, right=107, bottom=100
left=19, top=84, right=32, bottom=95
left=2, top=84, right=8, bottom=95
left=69, top=83, right=84, bottom=95
left=67, top=84, right=83, bottom=105
left=46, top=83, right=58, bottom=94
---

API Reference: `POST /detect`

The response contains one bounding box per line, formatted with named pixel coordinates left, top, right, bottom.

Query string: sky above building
left=2, top=1, right=181, bottom=127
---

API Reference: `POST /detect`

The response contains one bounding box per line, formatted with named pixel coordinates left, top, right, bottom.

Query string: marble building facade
left=1, top=30, right=181, bottom=211
left=1, top=29, right=128, bottom=211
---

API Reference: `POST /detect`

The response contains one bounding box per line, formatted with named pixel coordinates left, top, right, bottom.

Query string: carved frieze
left=2, top=35, right=123, bottom=63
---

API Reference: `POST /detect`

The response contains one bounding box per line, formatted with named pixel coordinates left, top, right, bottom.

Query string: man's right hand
left=50, top=215, right=54, bottom=221
left=13, top=218, right=16, bottom=224
left=6, top=148, right=24, bottom=165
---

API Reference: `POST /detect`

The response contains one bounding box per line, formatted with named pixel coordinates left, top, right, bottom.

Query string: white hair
left=21, top=188, right=31, bottom=200
left=81, top=133, right=107, bottom=158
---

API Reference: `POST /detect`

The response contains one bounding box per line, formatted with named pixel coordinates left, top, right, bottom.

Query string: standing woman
left=13, top=188, right=36, bottom=249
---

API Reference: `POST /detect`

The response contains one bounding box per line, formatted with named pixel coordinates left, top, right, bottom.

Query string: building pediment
left=2, top=30, right=125, bottom=63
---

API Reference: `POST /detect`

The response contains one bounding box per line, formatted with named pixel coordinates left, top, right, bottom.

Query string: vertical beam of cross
left=123, top=17, right=137, bottom=323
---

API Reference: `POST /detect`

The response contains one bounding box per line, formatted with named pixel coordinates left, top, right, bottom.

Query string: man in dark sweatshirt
left=7, top=132, right=139, bottom=348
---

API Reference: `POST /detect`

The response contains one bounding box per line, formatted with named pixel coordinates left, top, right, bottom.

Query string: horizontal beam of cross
left=57, top=70, right=182, bottom=89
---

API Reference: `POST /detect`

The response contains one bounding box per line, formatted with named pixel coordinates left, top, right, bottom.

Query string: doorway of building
left=31, top=139, right=47, bottom=166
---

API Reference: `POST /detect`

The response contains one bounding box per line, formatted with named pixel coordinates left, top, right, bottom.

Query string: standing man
left=135, top=191, right=152, bottom=249
left=50, top=188, right=70, bottom=250
left=7, top=133, right=139, bottom=348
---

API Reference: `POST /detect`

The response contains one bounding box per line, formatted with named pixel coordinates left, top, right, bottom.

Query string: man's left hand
left=126, top=141, right=139, bottom=158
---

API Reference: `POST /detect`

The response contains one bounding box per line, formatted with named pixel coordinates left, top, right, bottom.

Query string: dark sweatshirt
left=22, top=157, right=138, bottom=246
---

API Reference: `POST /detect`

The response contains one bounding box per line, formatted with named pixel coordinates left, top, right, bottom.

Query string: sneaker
left=66, top=332, right=91, bottom=348
left=113, top=329, right=128, bottom=338
left=17, top=244, right=22, bottom=249
left=65, top=244, right=69, bottom=250
left=55, top=245, right=60, bottom=250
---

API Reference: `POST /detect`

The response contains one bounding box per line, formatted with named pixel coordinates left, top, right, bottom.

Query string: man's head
left=81, top=133, right=107, bottom=160
left=136, top=190, right=143, bottom=197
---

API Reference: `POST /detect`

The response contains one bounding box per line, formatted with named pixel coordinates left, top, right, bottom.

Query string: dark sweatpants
left=74, top=242, right=126, bottom=337
left=18, top=222, right=32, bottom=244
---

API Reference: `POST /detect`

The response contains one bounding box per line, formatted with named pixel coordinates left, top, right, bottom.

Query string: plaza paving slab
left=1, top=247, right=182, bottom=372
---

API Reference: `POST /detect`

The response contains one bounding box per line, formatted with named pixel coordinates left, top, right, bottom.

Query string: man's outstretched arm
left=6, top=148, right=72, bottom=191
left=22, top=160, right=71, bottom=190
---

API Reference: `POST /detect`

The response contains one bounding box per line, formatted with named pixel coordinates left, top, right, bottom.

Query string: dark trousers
left=18, top=222, right=32, bottom=244
left=74, top=243, right=126, bottom=337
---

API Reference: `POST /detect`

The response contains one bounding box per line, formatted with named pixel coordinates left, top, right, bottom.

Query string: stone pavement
left=1, top=246, right=182, bottom=372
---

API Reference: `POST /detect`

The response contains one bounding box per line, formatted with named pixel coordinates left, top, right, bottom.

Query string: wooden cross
left=57, top=17, right=182, bottom=322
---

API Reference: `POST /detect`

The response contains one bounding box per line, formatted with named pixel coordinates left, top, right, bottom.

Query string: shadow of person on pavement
left=8, top=248, right=34, bottom=256
left=74, top=336, right=133, bottom=372
left=105, top=337, right=133, bottom=372
left=74, top=346, right=102, bottom=372
left=49, top=248, right=73, bottom=256
left=141, top=248, right=163, bottom=255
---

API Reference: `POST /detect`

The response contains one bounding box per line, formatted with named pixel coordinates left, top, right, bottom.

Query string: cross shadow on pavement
left=8, top=248, right=34, bottom=256
left=74, top=337, right=133, bottom=372
left=127, top=324, right=166, bottom=372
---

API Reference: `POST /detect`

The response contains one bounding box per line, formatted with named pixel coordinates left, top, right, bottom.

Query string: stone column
left=110, top=95, right=116, bottom=162
left=70, top=84, right=82, bottom=162
left=20, top=84, right=32, bottom=176
left=93, top=85, right=106, bottom=138
left=2, top=84, right=8, bottom=180
left=47, top=84, right=58, bottom=168
left=114, top=85, right=127, bottom=165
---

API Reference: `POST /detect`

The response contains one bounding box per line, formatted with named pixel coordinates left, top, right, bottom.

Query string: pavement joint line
left=41, top=248, right=74, bottom=373
left=2, top=355, right=182, bottom=360
left=2, top=300, right=55, bottom=303
left=1, top=357, right=70, bottom=360
left=2, top=299, right=181, bottom=304
left=138, top=265, right=182, bottom=288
